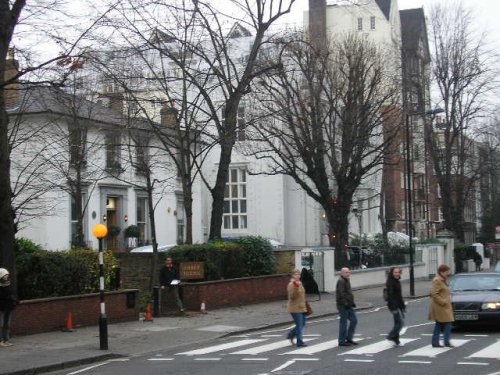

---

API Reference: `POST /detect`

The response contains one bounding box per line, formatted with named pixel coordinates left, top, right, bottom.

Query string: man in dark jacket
left=386, top=267, right=406, bottom=346
left=0, top=268, right=17, bottom=347
left=160, top=258, right=184, bottom=312
left=336, top=267, right=358, bottom=346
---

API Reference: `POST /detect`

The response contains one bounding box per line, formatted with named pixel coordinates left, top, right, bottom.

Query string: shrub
left=107, top=224, right=121, bottom=237
left=14, top=237, right=43, bottom=255
left=124, top=225, right=141, bottom=238
left=235, top=236, right=276, bottom=276
left=168, top=243, right=223, bottom=280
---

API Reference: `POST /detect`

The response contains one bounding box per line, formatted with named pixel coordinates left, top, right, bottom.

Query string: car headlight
left=481, top=302, right=500, bottom=310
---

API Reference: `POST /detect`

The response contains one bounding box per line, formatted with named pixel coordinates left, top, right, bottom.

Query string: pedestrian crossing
left=164, top=334, right=500, bottom=364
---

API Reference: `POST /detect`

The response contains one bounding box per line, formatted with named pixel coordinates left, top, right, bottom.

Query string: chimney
left=308, top=0, right=327, bottom=52
left=160, top=102, right=178, bottom=128
left=4, top=48, right=20, bottom=108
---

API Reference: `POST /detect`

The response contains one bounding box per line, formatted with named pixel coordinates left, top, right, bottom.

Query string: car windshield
left=450, top=275, right=500, bottom=292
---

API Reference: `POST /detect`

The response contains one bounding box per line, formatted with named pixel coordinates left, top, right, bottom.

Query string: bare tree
left=98, top=0, right=296, bottom=240
left=248, top=34, right=400, bottom=267
left=427, top=2, right=497, bottom=242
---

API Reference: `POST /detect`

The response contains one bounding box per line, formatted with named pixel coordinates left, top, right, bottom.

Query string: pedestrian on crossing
left=336, top=267, right=359, bottom=347
left=286, top=269, right=308, bottom=347
left=429, top=264, right=454, bottom=348
left=386, top=267, right=406, bottom=346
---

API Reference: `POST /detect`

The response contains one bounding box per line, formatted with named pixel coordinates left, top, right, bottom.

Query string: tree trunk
left=182, top=180, right=193, bottom=245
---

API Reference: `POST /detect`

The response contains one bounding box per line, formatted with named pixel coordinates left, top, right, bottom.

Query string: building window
left=135, top=137, right=150, bottom=174
left=136, top=197, right=149, bottom=245
left=370, top=16, right=375, bottom=30
left=223, top=168, right=247, bottom=230
left=222, top=104, right=247, bottom=141
left=357, top=17, right=363, bottom=31
left=105, top=133, right=121, bottom=170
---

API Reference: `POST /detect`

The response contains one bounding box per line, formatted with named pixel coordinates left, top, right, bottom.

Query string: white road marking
left=66, top=363, right=108, bottom=375
left=398, top=360, right=431, bottom=364
left=344, top=359, right=374, bottom=362
left=464, top=334, right=488, bottom=337
left=177, top=338, right=266, bottom=355
left=231, top=339, right=314, bottom=355
left=467, top=340, right=500, bottom=360
left=194, top=358, right=221, bottom=361
left=401, top=339, right=470, bottom=358
left=147, top=358, right=174, bottom=361
left=282, top=339, right=339, bottom=355
left=457, top=362, right=489, bottom=366
left=242, top=358, right=268, bottom=361
left=261, top=335, right=282, bottom=337
left=197, top=324, right=244, bottom=332
left=339, top=338, right=418, bottom=355
left=271, top=360, right=295, bottom=372
left=400, top=327, right=408, bottom=335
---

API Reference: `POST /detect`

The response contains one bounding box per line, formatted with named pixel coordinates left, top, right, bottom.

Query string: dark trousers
left=388, top=309, right=404, bottom=340
left=0, top=309, right=12, bottom=341
left=162, top=285, right=184, bottom=311
left=338, top=306, right=357, bottom=344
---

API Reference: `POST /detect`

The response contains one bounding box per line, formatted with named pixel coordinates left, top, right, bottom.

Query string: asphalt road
left=48, top=298, right=500, bottom=375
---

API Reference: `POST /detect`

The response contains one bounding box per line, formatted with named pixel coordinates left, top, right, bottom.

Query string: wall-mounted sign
left=180, top=262, right=205, bottom=280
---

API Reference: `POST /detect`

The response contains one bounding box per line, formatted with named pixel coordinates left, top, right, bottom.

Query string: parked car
left=449, top=272, right=500, bottom=327
left=129, top=244, right=176, bottom=253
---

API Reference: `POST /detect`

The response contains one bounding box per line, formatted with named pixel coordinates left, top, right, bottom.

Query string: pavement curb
left=1, top=353, right=123, bottom=375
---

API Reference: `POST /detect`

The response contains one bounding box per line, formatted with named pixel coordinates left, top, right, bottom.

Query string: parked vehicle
left=129, top=244, right=176, bottom=253
left=449, top=272, right=500, bottom=327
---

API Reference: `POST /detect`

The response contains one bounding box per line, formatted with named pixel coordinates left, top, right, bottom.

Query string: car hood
left=452, top=290, right=500, bottom=303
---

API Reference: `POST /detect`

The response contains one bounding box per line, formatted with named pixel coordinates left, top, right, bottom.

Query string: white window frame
left=223, top=167, right=248, bottom=230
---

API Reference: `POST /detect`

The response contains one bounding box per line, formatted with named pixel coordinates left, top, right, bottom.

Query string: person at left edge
left=0, top=268, right=18, bottom=347
left=286, top=269, right=308, bottom=347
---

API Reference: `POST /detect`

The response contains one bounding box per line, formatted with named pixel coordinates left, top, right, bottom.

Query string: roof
left=375, top=0, right=391, bottom=20
left=400, top=8, right=430, bottom=60
left=7, top=85, right=124, bottom=126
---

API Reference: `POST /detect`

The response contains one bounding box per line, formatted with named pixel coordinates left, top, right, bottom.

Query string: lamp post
left=406, top=108, right=444, bottom=297
left=93, top=224, right=109, bottom=350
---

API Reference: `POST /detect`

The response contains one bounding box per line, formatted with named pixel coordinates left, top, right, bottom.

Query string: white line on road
left=344, top=359, right=374, bottom=362
left=457, top=362, right=490, bottom=366
left=464, top=334, right=488, bottom=337
left=242, top=358, right=268, bottom=361
left=398, top=360, right=431, bottom=364
left=339, top=338, right=417, bottom=355
left=271, top=360, right=295, bottom=372
left=194, top=358, right=221, bottom=361
left=177, top=338, right=266, bottom=355
left=401, top=339, right=470, bottom=358
left=467, top=339, right=500, bottom=360
left=147, top=358, right=174, bottom=361
left=66, top=363, right=108, bottom=375
left=231, top=339, right=314, bottom=355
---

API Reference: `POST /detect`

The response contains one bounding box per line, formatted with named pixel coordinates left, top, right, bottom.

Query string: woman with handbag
left=286, top=269, right=308, bottom=347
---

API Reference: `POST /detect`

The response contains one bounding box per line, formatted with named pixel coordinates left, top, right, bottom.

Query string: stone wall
left=11, top=289, right=139, bottom=336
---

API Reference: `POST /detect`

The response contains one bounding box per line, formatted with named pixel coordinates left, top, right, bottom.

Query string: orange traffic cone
left=200, top=301, right=207, bottom=314
left=63, top=312, right=74, bottom=332
left=144, top=303, right=153, bottom=322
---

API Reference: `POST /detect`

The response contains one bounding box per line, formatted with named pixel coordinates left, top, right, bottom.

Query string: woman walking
left=429, top=264, right=454, bottom=347
left=386, top=267, right=406, bottom=346
left=286, top=269, right=308, bottom=347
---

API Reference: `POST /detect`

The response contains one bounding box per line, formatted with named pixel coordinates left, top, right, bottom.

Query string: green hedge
left=168, top=236, right=276, bottom=280
left=15, top=239, right=119, bottom=300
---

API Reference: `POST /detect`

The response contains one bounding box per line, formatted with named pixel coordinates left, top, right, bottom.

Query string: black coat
left=336, top=276, right=355, bottom=308
left=160, top=265, right=179, bottom=287
left=0, top=284, right=17, bottom=311
left=386, top=277, right=405, bottom=311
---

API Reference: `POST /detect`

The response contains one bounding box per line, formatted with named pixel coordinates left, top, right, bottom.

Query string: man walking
left=336, top=267, right=358, bottom=346
left=160, top=257, right=184, bottom=313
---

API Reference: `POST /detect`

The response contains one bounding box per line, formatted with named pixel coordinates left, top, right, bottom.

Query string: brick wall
left=11, top=289, right=139, bottom=336
left=161, top=274, right=290, bottom=313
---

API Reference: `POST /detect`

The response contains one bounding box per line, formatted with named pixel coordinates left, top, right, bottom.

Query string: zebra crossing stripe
left=177, top=339, right=267, bottom=355
left=467, top=340, right=500, bottom=360
left=401, top=339, right=470, bottom=358
left=282, top=339, right=340, bottom=355
left=231, top=339, right=314, bottom=355
left=339, top=338, right=418, bottom=355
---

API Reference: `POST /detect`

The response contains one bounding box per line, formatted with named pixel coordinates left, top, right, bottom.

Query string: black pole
left=405, top=114, right=415, bottom=297
left=98, top=237, right=108, bottom=350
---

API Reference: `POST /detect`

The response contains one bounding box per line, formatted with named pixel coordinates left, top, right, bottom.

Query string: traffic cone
left=144, top=303, right=153, bottom=322
left=63, top=312, right=74, bottom=332
left=200, top=301, right=207, bottom=314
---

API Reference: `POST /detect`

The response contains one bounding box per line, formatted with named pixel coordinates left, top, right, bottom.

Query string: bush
left=107, top=224, right=121, bottom=237
left=235, top=236, right=276, bottom=276
left=124, top=225, right=141, bottom=238
left=14, top=237, right=44, bottom=255
left=168, top=243, right=223, bottom=280
left=16, top=248, right=119, bottom=300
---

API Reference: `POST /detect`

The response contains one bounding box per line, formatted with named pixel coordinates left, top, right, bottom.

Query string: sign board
left=180, top=262, right=205, bottom=280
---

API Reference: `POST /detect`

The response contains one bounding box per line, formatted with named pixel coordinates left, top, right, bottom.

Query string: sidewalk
left=0, top=279, right=432, bottom=375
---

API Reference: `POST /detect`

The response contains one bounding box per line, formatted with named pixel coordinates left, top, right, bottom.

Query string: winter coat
left=386, top=277, right=405, bottom=311
left=160, top=265, right=179, bottom=287
left=287, top=280, right=307, bottom=313
left=0, top=284, right=17, bottom=311
left=428, top=276, right=454, bottom=323
left=336, top=276, right=355, bottom=308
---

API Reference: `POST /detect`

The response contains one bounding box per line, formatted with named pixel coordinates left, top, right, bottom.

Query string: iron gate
left=301, top=249, right=325, bottom=292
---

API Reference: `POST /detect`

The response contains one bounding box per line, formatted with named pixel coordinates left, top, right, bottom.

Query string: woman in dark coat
left=0, top=268, right=17, bottom=347
left=386, top=267, right=406, bottom=346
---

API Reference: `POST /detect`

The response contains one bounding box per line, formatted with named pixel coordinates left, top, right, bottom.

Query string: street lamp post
left=93, top=224, right=109, bottom=350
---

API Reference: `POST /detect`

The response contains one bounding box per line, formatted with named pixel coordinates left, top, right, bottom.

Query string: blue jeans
left=388, top=309, right=404, bottom=340
left=338, top=306, right=357, bottom=344
left=288, top=313, right=307, bottom=346
left=432, top=321, right=452, bottom=345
